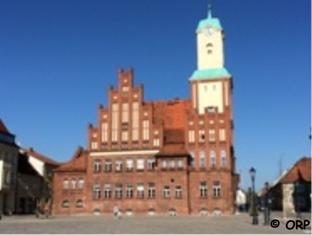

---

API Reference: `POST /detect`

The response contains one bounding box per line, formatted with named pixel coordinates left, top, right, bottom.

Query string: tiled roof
left=164, top=129, right=185, bottom=144
left=151, top=99, right=191, bottom=129
left=24, top=147, right=60, bottom=167
left=54, top=147, right=87, bottom=172
left=280, top=157, right=311, bottom=184
left=190, top=68, right=231, bottom=80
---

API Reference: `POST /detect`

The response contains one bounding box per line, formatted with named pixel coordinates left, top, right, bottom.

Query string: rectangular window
left=71, top=178, right=77, bottom=189
left=104, top=184, right=111, bottom=199
left=91, top=142, right=98, bottom=150
left=199, top=130, right=205, bottom=143
left=209, top=129, right=216, bottom=142
left=175, top=186, right=182, bottom=199
left=137, top=184, right=144, bottom=199
left=148, top=183, right=156, bottom=199
left=188, top=130, right=195, bottom=143
left=219, top=129, right=226, bottom=141
left=112, top=104, right=119, bottom=142
left=199, top=150, right=206, bottom=168
left=153, top=138, right=160, bottom=147
left=93, top=160, right=101, bottom=173
left=126, top=159, right=134, bottom=171
left=221, top=150, right=227, bottom=168
left=169, top=160, right=175, bottom=169
left=115, top=160, right=123, bottom=172
left=132, top=102, right=139, bottom=141
left=177, top=159, right=183, bottom=169
left=126, top=184, right=133, bottom=199
left=210, top=150, right=216, bottom=168
left=213, top=181, right=221, bottom=198
left=147, top=159, right=156, bottom=170
left=104, top=160, right=112, bottom=172
left=137, top=158, right=144, bottom=170
left=142, top=120, right=150, bottom=141
left=121, top=131, right=128, bottom=142
left=163, top=186, right=170, bottom=199
left=122, top=103, right=129, bottom=123
left=101, top=122, right=108, bottom=142
left=93, top=184, right=101, bottom=200
left=63, top=179, right=69, bottom=189
left=115, top=184, right=123, bottom=199
left=200, top=182, right=208, bottom=198
left=162, top=160, right=168, bottom=169
left=190, top=151, right=195, bottom=167
left=78, top=178, right=84, bottom=189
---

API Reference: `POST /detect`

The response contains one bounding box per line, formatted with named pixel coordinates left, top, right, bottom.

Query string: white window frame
left=137, top=158, right=145, bottom=170
left=188, top=130, right=195, bottom=143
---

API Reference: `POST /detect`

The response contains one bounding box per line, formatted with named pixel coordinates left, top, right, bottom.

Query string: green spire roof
left=190, top=68, right=231, bottom=81
left=196, top=5, right=223, bottom=32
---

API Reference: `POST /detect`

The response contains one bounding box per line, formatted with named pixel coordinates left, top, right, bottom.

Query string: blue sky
left=0, top=0, right=310, bottom=190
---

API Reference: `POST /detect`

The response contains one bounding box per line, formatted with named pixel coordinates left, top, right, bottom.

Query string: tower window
left=206, top=43, right=213, bottom=54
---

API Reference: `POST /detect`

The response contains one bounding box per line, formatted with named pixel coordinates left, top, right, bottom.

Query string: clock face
left=204, top=27, right=214, bottom=37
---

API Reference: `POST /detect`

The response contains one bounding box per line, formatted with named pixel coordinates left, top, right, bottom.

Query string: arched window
left=61, top=200, right=69, bottom=208
left=199, top=150, right=206, bottom=168
left=213, top=181, right=221, bottom=198
left=199, top=208, right=209, bottom=216
left=221, top=150, right=226, bottom=167
left=210, top=150, right=216, bottom=167
left=76, top=199, right=83, bottom=208
left=206, top=43, right=213, bottom=47
left=148, top=208, right=156, bottom=216
left=199, top=181, right=208, bottom=198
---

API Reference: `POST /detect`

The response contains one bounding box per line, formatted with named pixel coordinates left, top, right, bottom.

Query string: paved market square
left=0, top=214, right=310, bottom=234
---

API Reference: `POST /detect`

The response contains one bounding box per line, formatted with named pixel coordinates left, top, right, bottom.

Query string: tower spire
left=208, top=0, right=212, bottom=18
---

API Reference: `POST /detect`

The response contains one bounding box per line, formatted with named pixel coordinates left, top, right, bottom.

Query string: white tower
left=190, top=5, right=231, bottom=114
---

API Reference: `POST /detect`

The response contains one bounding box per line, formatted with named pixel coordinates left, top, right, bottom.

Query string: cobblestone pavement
left=0, top=213, right=310, bottom=234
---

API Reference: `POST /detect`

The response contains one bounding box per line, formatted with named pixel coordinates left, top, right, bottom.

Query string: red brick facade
left=52, top=68, right=239, bottom=216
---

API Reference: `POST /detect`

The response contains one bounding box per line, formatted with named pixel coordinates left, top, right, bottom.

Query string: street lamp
left=249, top=167, right=258, bottom=225
left=263, top=182, right=271, bottom=225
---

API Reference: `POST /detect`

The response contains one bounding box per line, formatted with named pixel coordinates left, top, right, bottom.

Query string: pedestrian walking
left=113, top=206, right=119, bottom=219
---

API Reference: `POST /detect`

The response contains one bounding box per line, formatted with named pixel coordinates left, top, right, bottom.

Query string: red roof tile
left=151, top=99, right=191, bottom=130
left=24, top=147, right=60, bottom=167
left=164, top=129, right=185, bottom=144
left=281, top=157, right=311, bottom=184
left=54, top=147, right=87, bottom=172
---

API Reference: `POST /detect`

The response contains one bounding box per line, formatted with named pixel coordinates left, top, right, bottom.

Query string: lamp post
left=263, top=182, right=271, bottom=225
left=249, top=167, right=258, bottom=225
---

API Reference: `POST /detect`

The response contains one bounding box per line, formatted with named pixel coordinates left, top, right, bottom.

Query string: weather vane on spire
left=208, top=0, right=213, bottom=18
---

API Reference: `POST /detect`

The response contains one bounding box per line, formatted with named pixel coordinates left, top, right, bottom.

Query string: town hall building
left=52, top=5, right=239, bottom=216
